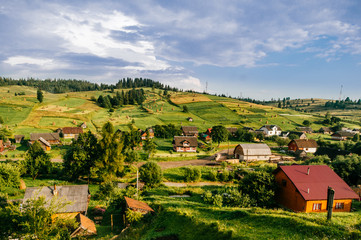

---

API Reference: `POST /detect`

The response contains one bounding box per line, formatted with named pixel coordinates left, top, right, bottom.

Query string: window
left=312, top=203, right=322, bottom=211
left=282, top=179, right=287, bottom=187
left=335, top=202, right=344, bottom=209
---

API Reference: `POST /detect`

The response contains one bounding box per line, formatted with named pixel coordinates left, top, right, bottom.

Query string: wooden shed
left=274, top=165, right=359, bottom=213
left=233, top=143, right=271, bottom=161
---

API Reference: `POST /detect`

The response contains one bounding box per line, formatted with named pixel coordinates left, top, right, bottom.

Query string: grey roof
left=14, top=135, right=25, bottom=140
left=30, top=132, right=60, bottom=141
left=235, top=143, right=271, bottom=156
left=260, top=125, right=281, bottom=131
left=297, top=127, right=313, bottom=132
left=226, top=127, right=238, bottom=134
left=173, top=136, right=198, bottom=147
left=23, top=185, right=90, bottom=213
left=332, top=131, right=356, bottom=138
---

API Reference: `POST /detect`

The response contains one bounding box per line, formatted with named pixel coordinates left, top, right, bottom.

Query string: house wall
left=240, top=155, right=269, bottom=161
left=304, top=199, right=353, bottom=213
left=64, top=133, right=76, bottom=139
left=275, top=170, right=306, bottom=212
left=174, top=146, right=197, bottom=152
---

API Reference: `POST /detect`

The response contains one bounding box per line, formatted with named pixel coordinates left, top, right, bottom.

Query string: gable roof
left=38, top=137, right=51, bottom=147
left=226, top=127, right=238, bottom=134
left=23, top=185, right=90, bottom=213
left=260, top=125, right=281, bottom=131
left=30, top=132, right=60, bottom=141
left=276, top=165, right=359, bottom=201
left=289, top=139, right=317, bottom=148
left=282, top=131, right=306, bottom=137
left=297, top=127, right=313, bottom=132
left=319, top=127, right=332, bottom=132
left=235, top=143, right=271, bottom=156
left=181, top=126, right=198, bottom=133
left=124, top=196, right=154, bottom=212
left=14, top=135, right=25, bottom=140
left=332, top=131, right=355, bottom=138
left=173, top=136, right=198, bottom=147
left=62, top=127, right=83, bottom=134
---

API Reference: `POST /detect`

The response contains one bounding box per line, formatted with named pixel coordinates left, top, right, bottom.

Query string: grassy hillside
left=1, top=86, right=360, bottom=141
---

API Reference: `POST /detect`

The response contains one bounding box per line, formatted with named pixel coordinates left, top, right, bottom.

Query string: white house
left=259, top=125, right=282, bottom=137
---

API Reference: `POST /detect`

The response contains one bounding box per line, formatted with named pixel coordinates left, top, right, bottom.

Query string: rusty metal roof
left=124, top=197, right=154, bottom=212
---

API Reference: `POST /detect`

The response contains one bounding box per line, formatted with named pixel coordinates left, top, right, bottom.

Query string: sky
left=1, top=0, right=361, bottom=100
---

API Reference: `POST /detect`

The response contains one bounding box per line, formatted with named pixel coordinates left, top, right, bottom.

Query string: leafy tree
left=23, top=141, right=51, bottom=180
left=239, top=171, right=277, bottom=208
left=302, top=120, right=311, bottom=127
left=0, top=116, right=3, bottom=124
left=288, top=134, right=299, bottom=140
left=126, top=208, right=143, bottom=224
left=0, top=195, right=74, bottom=239
left=37, top=88, right=43, bottom=103
left=143, top=138, right=157, bottom=159
left=124, top=149, right=141, bottom=164
left=275, top=137, right=289, bottom=148
left=182, top=105, right=189, bottom=113
left=331, top=155, right=361, bottom=185
left=96, top=122, right=126, bottom=181
left=211, top=125, right=229, bottom=147
left=0, top=127, right=11, bottom=140
left=352, top=133, right=360, bottom=142
left=139, top=161, right=162, bottom=187
left=63, top=131, right=99, bottom=181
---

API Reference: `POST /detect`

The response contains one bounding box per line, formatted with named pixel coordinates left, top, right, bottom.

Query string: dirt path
left=163, top=181, right=225, bottom=187
left=136, top=159, right=219, bottom=170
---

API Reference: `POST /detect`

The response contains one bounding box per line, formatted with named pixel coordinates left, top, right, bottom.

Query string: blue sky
left=1, top=1, right=361, bottom=100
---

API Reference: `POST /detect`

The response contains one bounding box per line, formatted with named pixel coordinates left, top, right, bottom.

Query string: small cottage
left=297, top=127, right=313, bottom=133
left=274, top=165, right=359, bottom=212
left=173, top=136, right=197, bottom=152
left=30, top=133, right=61, bottom=145
left=281, top=131, right=307, bottom=139
left=181, top=126, right=198, bottom=137
left=124, top=196, right=154, bottom=214
left=319, top=127, right=332, bottom=134
left=288, top=139, right=318, bottom=153
left=38, top=137, right=52, bottom=151
left=331, top=131, right=355, bottom=141
left=14, top=135, right=25, bottom=143
left=80, top=122, right=87, bottom=129
left=233, top=143, right=271, bottom=161
left=140, top=128, right=155, bottom=140
left=61, top=127, right=83, bottom=139
left=259, top=125, right=282, bottom=136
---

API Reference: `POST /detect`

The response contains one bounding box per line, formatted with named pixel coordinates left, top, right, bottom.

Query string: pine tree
left=37, top=88, right=43, bottom=103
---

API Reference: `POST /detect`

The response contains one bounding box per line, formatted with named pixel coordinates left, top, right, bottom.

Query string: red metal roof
left=278, top=165, right=359, bottom=201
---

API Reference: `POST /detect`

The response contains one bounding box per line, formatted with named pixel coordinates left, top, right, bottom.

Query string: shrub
left=208, top=170, right=218, bottom=181
left=218, top=169, right=229, bottom=182
left=212, top=194, right=223, bottom=207
left=0, top=162, right=20, bottom=188
left=126, top=208, right=143, bottom=224
left=94, top=181, right=116, bottom=200
left=139, top=161, right=162, bottom=187
left=203, top=190, right=213, bottom=204
left=184, top=167, right=202, bottom=182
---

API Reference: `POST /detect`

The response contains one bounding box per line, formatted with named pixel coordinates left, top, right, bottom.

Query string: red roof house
left=274, top=165, right=359, bottom=212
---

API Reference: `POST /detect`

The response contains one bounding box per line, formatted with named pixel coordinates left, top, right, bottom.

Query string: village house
left=288, top=139, right=318, bottom=153
left=0, top=140, right=4, bottom=152
left=14, top=135, right=25, bottom=143
left=319, top=127, right=332, bottom=134
left=60, top=127, right=83, bottom=139
left=226, top=127, right=238, bottom=137
left=259, top=125, right=282, bottom=137
left=124, top=196, right=154, bottom=214
left=187, top=117, right=193, bottom=122
left=140, top=128, right=155, bottom=140
left=173, top=136, right=198, bottom=152
left=331, top=131, right=356, bottom=141
left=233, top=143, right=272, bottom=161
left=181, top=126, right=198, bottom=137
left=30, top=133, right=61, bottom=145
left=23, top=185, right=96, bottom=237
left=281, top=131, right=307, bottom=139
left=297, top=127, right=313, bottom=133
left=38, top=137, right=52, bottom=151
left=274, top=165, right=359, bottom=212
left=80, top=122, right=87, bottom=129
left=243, top=127, right=255, bottom=132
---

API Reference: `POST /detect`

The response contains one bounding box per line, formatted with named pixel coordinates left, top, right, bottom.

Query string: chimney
left=307, top=167, right=310, bottom=175
left=307, top=188, right=309, bottom=194
left=53, top=184, right=58, bottom=196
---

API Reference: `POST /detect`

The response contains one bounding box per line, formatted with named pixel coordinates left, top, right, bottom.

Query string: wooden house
left=0, top=140, right=4, bottom=152
left=274, top=165, right=359, bottom=212
left=288, top=139, right=318, bottom=153
left=297, top=127, right=313, bottom=133
left=14, top=135, right=25, bottom=143
left=259, top=125, right=282, bottom=136
left=140, top=128, right=155, bottom=140
left=233, top=143, right=271, bottom=161
left=181, top=126, right=198, bottom=137
left=331, top=131, right=355, bottom=141
left=30, top=133, right=61, bottom=145
left=80, top=122, right=87, bottom=129
left=226, top=127, right=238, bottom=137
left=38, top=137, right=51, bottom=151
left=173, top=136, right=197, bottom=152
left=61, top=127, right=83, bottom=139
left=319, top=127, right=332, bottom=134
left=23, top=185, right=91, bottom=215
left=124, top=196, right=154, bottom=214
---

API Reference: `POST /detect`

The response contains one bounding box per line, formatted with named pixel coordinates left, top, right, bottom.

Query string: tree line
left=96, top=89, right=146, bottom=109
left=0, top=77, right=179, bottom=94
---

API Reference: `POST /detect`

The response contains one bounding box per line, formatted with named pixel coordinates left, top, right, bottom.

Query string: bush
left=0, top=162, right=20, bottom=189
left=139, top=161, right=162, bottom=187
left=218, top=169, right=229, bottom=182
left=208, top=170, right=218, bottom=181
left=184, top=167, right=202, bottom=182
left=212, top=194, right=223, bottom=207
left=94, top=181, right=116, bottom=200
left=203, top=190, right=213, bottom=204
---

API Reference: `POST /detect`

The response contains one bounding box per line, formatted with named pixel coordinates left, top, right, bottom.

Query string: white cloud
left=4, top=56, right=53, bottom=66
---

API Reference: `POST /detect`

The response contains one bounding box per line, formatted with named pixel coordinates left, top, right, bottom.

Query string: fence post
left=327, top=187, right=335, bottom=220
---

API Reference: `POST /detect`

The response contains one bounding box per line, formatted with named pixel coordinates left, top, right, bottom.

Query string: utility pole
left=136, top=169, right=139, bottom=200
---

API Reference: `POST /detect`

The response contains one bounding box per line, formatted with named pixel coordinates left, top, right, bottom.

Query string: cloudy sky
left=1, top=0, right=361, bottom=100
